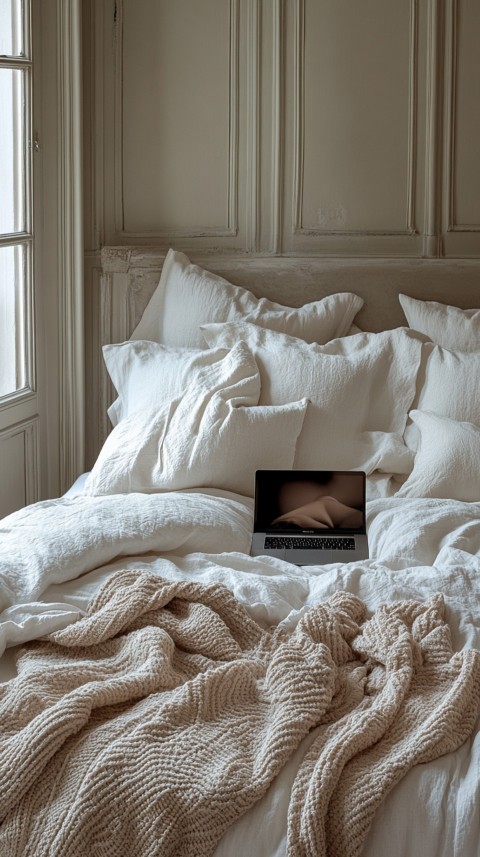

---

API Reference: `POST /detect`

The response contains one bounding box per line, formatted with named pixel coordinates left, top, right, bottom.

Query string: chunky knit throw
left=0, top=570, right=479, bottom=857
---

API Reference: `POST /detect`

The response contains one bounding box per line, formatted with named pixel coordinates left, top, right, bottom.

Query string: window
left=0, top=0, right=33, bottom=400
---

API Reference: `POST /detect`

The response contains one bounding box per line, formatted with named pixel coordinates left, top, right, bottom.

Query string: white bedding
left=2, top=278, right=480, bottom=854
left=1, top=487, right=479, bottom=856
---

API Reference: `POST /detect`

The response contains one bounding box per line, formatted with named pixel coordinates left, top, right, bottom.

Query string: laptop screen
left=254, top=470, right=366, bottom=535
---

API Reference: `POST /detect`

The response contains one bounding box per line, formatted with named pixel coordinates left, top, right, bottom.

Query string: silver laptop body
left=251, top=470, right=369, bottom=565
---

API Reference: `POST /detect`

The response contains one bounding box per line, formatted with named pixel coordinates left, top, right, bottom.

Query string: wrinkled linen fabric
left=399, top=293, right=480, bottom=352
left=130, top=248, right=364, bottom=349
left=85, top=395, right=308, bottom=498
left=202, top=323, right=422, bottom=474
left=0, top=489, right=254, bottom=653
left=104, top=340, right=257, bottom=427
left=0, top=570, right=478, bottom=857
left=396, top=410, right=480, bottom=501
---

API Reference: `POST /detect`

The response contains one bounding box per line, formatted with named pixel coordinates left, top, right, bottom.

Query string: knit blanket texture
left=0, top=569, right=479, bottom=857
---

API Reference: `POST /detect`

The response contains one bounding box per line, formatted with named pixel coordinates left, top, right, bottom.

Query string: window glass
left=0, top=0, right=25, bottom=57
left=0, top=244, right=27, bottom=397
left=0, top=67, right=27, bottom=235
left=0, top=0, right=31, bottom=401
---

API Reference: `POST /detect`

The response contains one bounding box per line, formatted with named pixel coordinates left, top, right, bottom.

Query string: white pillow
left=396, top=410, right=480, bottom=501
left=202, top=322, right=422, bottom=474
left=400, top=294, right=480, bottom=352
left=130, top=248, right=363, bottom=348
left=85, top=394, right=308, bottom=499
left=104, top=340, right=260, bottom=427
left=413, top=344, right=480, bottom=425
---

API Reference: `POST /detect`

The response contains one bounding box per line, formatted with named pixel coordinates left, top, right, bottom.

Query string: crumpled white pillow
left=400, top=294, right=480, bottom=352
left=104, top=341, right=257, bottom=427
left=412, top=344, right=480, bottom=425
left=130, top=248, right=363, bottom=348
left=396, top=410, right=480, bottom=501
left=202, top=322, right=422, bottom=474
left=85, top=390, right=309, bottom=499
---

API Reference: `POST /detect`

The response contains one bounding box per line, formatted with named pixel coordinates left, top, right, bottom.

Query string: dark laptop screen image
left=254, top=471, right=366, bottom=534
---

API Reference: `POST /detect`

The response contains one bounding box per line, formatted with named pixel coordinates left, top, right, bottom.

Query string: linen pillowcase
left=400, top=294, right=480, bottom=352
left=412, top=344, right=480, bottom=426
left=130, top=248, right=364, bottom=348
left=104, top=340, right=260, bottom=427
left=202, top=322, right=422, bottom=474
left=396, top=410, right=480, bottom=501
left=85, top=393, right=309, bottom=499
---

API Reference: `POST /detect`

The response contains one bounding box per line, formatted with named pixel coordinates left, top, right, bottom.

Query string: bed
left=1, top=248, right=480, bottom=856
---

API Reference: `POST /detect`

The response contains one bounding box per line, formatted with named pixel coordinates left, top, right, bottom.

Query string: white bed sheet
left=0, top=487, right=479, bottom=856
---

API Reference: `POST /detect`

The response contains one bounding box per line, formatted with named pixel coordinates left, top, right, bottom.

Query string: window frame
left=0, top=0, right=35, bottom=405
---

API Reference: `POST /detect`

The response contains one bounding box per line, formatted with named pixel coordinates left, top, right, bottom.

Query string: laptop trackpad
left=269, top=546, right=335, bottom=565
left=292, top=549, right=334, bottom=565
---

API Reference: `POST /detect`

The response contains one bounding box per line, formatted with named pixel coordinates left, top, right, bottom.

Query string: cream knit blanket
left=0, top=570, right=479, bottom=857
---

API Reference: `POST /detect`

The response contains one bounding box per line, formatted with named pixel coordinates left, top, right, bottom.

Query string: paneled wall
left=83, top=0, right=480, bottom=258
left=83, top=0, right=480, bottom=462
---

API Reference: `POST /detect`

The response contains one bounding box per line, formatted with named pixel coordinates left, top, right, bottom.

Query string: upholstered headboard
left=87, top=247, right=479, bottom=464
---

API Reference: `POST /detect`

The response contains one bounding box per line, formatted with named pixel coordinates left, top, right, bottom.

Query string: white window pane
left=0, top=0, right=24, bottom=57
left=0, top=67, right=26, bottom=234
left=0, top=244, right=27, bottom=397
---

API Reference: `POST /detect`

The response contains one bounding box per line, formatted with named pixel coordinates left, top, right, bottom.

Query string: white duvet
left=1, top=487, right=479, bottom=857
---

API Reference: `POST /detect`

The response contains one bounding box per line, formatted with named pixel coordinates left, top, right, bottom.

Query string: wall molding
left=405, top=0, right=418, bottom=235
left=23, top=418, right=40, bottom=505
left=444, top=0, right=457, bottom=234
left=292, top=0, right=420, bottom=241
left=270, top=0, right=284, bottom=254
left=0, top=416, right=40, bottom=508
left=246, top=0, right=261, bottom=252
left=84, top=0, right=105, bottom=250
left=99, top=272, right=114, bottom=446
left=228, top=0, right=240, bottom=241
left=423, top=0, right=443, bottom=256
left=57, top=0, right=85, bottom=492
left=292, top=0, right=305, bottom=237
left=444, top=0, right=480, bottom=234
left=113, top=0, right=240, bottom=241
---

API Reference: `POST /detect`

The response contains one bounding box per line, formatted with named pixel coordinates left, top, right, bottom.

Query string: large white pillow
left=130, top=249, right=363, bottom=348
left=202, top=323, right=422, bottom=474
left=413, top=344, right=480, bottom=425
left=104, top=340, right=260, bottom=427
left=400, top=294, right=480, bottom=352
left=85, top=395, right=308, bottom=499
left=396, top=410, right=480, bottom=501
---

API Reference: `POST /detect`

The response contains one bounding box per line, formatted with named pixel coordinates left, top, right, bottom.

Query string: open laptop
left=251, top=470, right=368, bottom=565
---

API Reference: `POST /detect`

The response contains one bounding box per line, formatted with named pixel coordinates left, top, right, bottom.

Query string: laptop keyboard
left=264, top=536, right=356, bottom=550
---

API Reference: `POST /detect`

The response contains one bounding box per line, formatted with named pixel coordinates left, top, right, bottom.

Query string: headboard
left=89, top=247, right=480, bottom=464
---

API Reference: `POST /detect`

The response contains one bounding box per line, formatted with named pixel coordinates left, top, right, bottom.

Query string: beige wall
left=82, top=0, right=480, bottom=465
